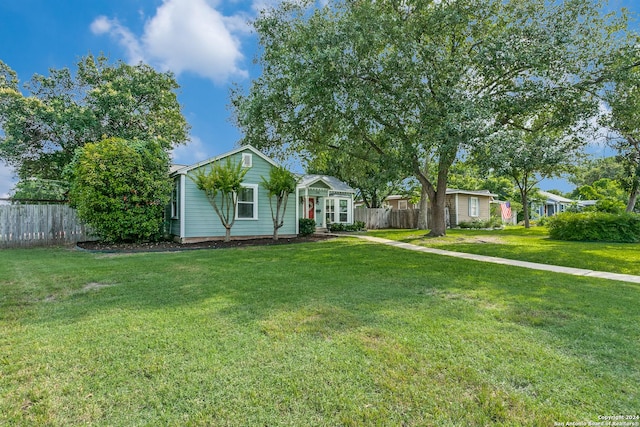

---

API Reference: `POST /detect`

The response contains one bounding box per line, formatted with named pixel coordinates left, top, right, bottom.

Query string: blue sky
left=0, top=0, right=638, bottom=198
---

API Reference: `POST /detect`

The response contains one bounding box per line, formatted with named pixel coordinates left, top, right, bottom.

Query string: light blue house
left=168, top=145, right=355, bottom=243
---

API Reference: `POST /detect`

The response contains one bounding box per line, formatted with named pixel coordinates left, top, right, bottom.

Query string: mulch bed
left=76, top=234, right=336, bottom=253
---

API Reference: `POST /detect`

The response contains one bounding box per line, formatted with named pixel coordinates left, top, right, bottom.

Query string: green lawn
left=366, top=226, right=640, bottom=275
left=1, top=239, right=638, bottom=426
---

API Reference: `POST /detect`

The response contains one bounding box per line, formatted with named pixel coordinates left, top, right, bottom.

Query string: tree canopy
left=191, top=159, right=248, bottom=242
left=0, top=54, right=189, bottom=181
left=233, top=0, right=627, bottom=235
left=261, top=166, right=298, bottom=240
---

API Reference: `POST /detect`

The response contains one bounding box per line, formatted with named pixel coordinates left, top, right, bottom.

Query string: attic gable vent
left=242, top=153, right=252, bottom=168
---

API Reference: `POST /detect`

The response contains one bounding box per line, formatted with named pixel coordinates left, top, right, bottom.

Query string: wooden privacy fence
left=355, top=207, right=421, bottom=229
left=0, top=204, right=95, bottom=248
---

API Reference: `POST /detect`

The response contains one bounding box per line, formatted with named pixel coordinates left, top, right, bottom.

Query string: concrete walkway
left=352, top=235, right=640, bottom=285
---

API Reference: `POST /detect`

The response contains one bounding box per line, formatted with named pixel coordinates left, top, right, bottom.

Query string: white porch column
left=295, top=186, right=300, bottom=234
left=305, top=187, right=309, bottom=219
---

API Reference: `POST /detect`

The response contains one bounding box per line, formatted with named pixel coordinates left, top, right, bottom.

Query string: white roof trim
left=171, top=145, right=280, bottom=176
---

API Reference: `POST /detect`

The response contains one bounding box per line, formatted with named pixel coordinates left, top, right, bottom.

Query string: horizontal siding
left=182, top=150, right=296, bottom=239
left=456, top=195, right=491, bottom=224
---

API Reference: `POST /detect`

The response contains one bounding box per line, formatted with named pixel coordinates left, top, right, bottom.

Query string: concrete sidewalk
left=352, top=235, right=640, bottom=284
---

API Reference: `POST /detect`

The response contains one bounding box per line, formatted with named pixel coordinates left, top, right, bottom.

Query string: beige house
left=384, top=189, right=496, bottom=227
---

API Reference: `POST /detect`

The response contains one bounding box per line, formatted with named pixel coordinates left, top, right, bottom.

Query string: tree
left=10, top=178, right=68, bottom=203
left=568, top=157, right=626, bottom=188
left=67, top=138, right=172, bottom=243
left=0, top=54, right=189, bottom=181
left=261, top=166, right=297, bottom=240
left=232, top=0, right=624, bottom=236
left=474, top=120, right=584, bottom=228
left=306, top=146, right=406, bottom=208
left=191, top=159, right=248, bottom=242
left=604, top=50, right=640, bottom=212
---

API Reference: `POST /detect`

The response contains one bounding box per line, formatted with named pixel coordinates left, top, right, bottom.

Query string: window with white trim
left=242, top=153, right=252, bottom=168
left=325, top=198, right=335, bottom=223
left=398, top=200, right=408, bottom=210
left=339, top=199, right=348, bottom=222
left=171, top=180, right=179, bottom=219
left=237, top=185, right=258, bottom=219
left=469, top=197, right=479, bottom=217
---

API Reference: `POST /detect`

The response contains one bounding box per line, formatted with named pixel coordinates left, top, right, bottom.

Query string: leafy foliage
left=261, top=166, right=298, bottom=240
left=306, top=143, right=406, bottom=208
left=298, top=218, right=316, bottom=236
left=10, top=178, right=68, bottom=203
left=233, top=0, right=626, bottom=237
left=458, top=218, right=502, bottom=229
left=603, top=57, right=640, bottom=212
left=0, top=54, right=189, bottom=181
left=67, top=138, right=172, bottom=243
left=191, top=158, right=248, bottom=242
left=328, top=221, right=366, bottom=232
left=548, top=212, right=640, bottom=243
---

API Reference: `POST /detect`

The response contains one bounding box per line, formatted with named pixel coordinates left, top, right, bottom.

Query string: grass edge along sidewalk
left=352, top=234, right=640, bottom=284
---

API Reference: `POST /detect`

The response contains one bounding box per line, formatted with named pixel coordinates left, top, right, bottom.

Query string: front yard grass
left=367, top=226, right=640, bottom=275
left=1, top=238, right=638, bottom=425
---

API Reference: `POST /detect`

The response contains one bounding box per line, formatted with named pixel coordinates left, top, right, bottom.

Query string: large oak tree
left=0, top=54, right=189, bottom=181
left=232, top=0, right=626, bottom=236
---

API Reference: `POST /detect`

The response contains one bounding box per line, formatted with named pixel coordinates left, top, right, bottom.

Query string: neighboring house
left=383, top=189, right=496, bottom=227
left=534, top=191, right=574, bottom=217
left=297, top=174, right=356, bottom=229
left=167, top=145, right=355, bottom=242
left=385, top=195, right=418, bottom=211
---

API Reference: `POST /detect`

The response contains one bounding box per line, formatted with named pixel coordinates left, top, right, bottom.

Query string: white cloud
left=171, top=135, right=209, bottom=165
left=91, top=0, right=248, bottom=84
left=90, top=16, right=144, bottom=64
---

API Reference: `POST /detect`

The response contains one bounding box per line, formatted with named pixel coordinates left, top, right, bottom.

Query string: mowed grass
left=1, top=238, right=638, bottom=426
left=367, top=226, right=640, bottom=275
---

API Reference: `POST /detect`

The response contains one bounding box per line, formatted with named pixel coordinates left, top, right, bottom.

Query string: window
left=339, top=199, right=348, bottom=222
left=242, top=153, right=252, bottom=168
left=237, top=185, right=258, bottom=219
left=325, top=199, right=335, bottom=223
left=469, top=197, right=479, bottom=217
left=171, top=180, right=179, bottom=219
left=398, top=200, right=408, bottom=210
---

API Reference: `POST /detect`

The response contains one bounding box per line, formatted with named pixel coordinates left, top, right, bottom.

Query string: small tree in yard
left=261, top=166, right=298, bottom=240
left=191, top=159, right=248, bottom=242
left=67, top=137, right=172, bottom=243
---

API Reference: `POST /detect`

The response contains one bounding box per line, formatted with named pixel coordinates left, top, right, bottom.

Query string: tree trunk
left=224, top=227, right=231, bottom=242
left=428, top=189, right=447, bottom=237
left=626, top=178, right=639, bottom=213
left=521, top=189, right=530, bottom=228
left=417, top=185, right=429, bottom=230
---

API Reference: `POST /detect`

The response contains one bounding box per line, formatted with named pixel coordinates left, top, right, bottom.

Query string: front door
left=307, top=197, right=315, bottom=220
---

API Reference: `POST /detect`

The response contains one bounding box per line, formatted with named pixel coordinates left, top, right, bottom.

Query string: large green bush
left=67, top=138, right=172, bottom=243
left=548, top=212, right=640, bottom=243
left=298, top=218, right=316, bottom=236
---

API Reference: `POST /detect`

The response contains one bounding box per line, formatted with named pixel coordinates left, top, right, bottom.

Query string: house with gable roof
left=167, top=145, right=355, bottom=242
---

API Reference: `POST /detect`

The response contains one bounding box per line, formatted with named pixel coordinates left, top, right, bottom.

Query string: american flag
left=501, top=202, right=512, bottom=220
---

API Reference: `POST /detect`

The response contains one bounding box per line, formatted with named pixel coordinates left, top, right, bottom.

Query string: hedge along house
left=296, top=175, right=356, bottom=230
left=167, top=146, right=355, bottom=242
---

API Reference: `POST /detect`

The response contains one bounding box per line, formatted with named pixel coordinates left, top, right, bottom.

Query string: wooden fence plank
left=0, top=205, right=96, bottom=248
left=355, top=207, right=422, bottom=229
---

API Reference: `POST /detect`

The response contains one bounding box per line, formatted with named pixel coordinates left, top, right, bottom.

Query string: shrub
left=67, top=138, right=172, bottom=243
left=458, top=218, right=501, bottom=229
left=548, top=212, right=640, bottom=243
left=328, top=221, right=366, bottom=232
left=298, top=218, right=316, bottom=236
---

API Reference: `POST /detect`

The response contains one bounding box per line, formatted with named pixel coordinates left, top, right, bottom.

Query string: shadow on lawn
left=11, top=238, right=639, bottom=408
left=24, top=238, right=639, bottom=334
